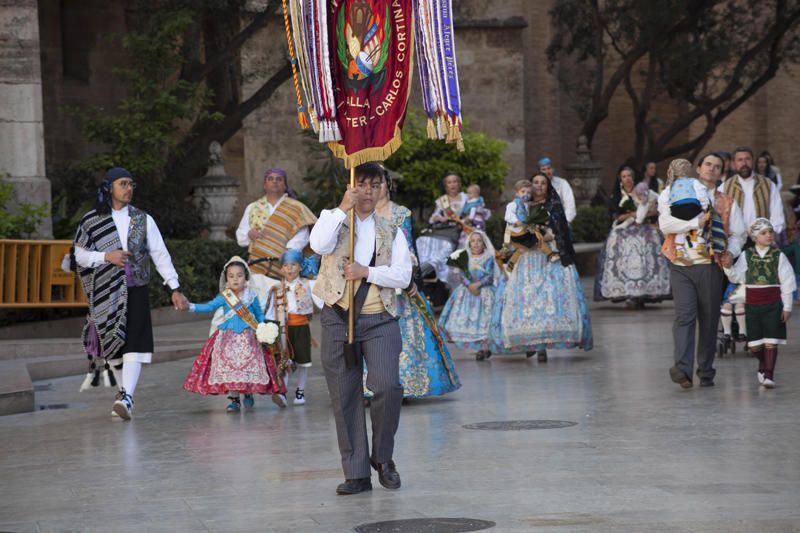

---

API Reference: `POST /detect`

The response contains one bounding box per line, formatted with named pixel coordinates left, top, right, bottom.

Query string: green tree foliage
left=0, top=176, right=48, bottom=239
left=62, top=1, right=291, bottom=238
left=387, top=113, right=508, bottom=219
left=71, top=8, right=219, bottom=180
left=299, top=114, right=510, bottom=219
left=548, top=0, right=800, bottom=165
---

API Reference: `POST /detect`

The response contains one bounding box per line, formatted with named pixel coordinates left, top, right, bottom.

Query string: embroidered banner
left=326, top=0, right=414, bottom=167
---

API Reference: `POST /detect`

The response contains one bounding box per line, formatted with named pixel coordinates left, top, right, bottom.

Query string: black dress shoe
left=669, top=366, right=693, bottom=389
left=336, top=478, right=372, bottom=495
left=699, top=377, right=715, bottom=387
left=370, top=459, right=401, bottom=489
left=537, top=350, right=548, bottom=363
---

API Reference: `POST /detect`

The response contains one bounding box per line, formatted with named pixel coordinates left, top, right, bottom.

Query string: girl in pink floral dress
left=182, top=256, right=286, bottom=411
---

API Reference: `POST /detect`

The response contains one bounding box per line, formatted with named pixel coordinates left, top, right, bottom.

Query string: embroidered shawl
left=248, top=196, right=317, bottom=274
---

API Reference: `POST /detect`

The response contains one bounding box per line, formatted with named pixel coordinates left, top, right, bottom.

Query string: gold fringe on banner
left=327, top=126, right=404, bottom=169
left=426, top=118, right=436, bottom=140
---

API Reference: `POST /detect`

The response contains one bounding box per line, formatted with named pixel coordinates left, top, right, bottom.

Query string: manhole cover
left=462, top=420, right=577, bottom=431
left=354, top=518, right=494, bottom=533
left=38, top=403, right=69, bottom=410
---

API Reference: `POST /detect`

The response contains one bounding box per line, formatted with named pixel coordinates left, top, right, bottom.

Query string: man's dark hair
left=733, top=146, right=754, bottom=158
left=354, top=162, right=386, bottom=183
left=696, top=152, right=725, bottom=168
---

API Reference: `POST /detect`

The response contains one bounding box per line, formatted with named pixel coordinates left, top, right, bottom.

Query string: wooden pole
left=347, top=166, right=356, bottom=344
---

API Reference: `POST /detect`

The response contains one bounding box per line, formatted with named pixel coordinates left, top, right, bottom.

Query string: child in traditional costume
left=265, top=249, right=322, bottom=405
left=438, top=231, right=499, bottom=360
left=182, top=256, right=286, bottom=411
left=724, top=218, right=795, bottom=388
left=460, top=184, right=491, bottom=231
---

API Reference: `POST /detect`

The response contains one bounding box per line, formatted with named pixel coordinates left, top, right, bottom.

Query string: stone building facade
left=6, top=0, right=798, bottom=229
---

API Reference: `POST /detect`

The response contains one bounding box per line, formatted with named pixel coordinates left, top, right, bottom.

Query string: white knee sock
left=121, top=361, right=142, bottom=396
left=735, top=310, right=747, bottom=336
left=720, top=311, right=733, bottom=335
left=296, top=367, right=308, bottom=390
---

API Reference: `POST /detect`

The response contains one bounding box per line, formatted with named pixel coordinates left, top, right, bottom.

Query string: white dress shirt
left=718, top=175, right=785, bottom=235
left=310, top=208, right=412, bottom=289
left=74, top=206, right=179, bottom=289
left=658, top=184, right=746, bottom=259
left=235, top=194, right=311, bottom=250
left=552, top=176, right=576, bottom=223
left=724, top=245, right=796, bottom=312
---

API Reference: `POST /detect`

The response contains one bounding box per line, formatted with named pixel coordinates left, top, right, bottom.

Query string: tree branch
left=181, top=5, right=274, bottom=84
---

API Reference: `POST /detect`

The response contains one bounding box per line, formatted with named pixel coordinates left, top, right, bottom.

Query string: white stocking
left=121, top=361, right=142, bottom=396
left=720, top=311, right=733, bottom=335
left=296, top=367, right=308, bottom=390
left=735, top=305, right=747, bottom=336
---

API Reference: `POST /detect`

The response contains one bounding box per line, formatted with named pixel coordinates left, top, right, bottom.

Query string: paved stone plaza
left=1, top=293, right=799, bottom=532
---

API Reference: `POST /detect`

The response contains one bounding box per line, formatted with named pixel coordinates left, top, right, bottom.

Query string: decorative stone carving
left=563, top=135, right=602, bottom=208
left=192, top=142, right=240, bottom=241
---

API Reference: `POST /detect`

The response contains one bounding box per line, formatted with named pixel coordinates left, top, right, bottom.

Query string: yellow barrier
left=0, top=240, right=87, bottom=308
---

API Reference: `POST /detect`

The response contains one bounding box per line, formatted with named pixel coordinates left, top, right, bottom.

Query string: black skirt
left=114, top=285, right=154, bottom=358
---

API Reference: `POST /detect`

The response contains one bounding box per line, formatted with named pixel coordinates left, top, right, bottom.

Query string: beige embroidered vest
left=313, top=215, right=398, bottom=316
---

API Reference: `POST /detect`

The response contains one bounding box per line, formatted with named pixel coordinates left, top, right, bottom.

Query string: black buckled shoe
left=370, top=459, right=401, bottom=489
left=335, top=478, right=372, bottom=495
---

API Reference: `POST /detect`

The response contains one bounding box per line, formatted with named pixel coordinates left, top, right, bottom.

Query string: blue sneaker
left=226, top=396, right=241, bottom=413
left=243, top=394, right=255, bottom=409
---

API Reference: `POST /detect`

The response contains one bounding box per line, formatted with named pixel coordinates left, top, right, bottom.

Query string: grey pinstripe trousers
left=320, top=306, right=403, bottom=479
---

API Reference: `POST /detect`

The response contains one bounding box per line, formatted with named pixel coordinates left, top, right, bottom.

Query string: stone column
left=563, top=135, right=602, bottom=208
left=0, top=0, right=52, bottom=237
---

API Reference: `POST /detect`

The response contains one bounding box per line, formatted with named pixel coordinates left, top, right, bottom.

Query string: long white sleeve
left=779, top=253, right=796, bottom=311
left=366, top=230, right=412, bottom=289
left=235, top=203, right=254, bottom=247
left=769, top=183, right=786, bottom=235
left=146, top=215, right=179, bottom=289
left=723, top=253, right=747, bottom=284
left=74, top=246, right=106, bottom=268
left=285, top=226, right=310, bottom=251
left=726, top=202, right=746, bottom=258
left=310, top=208, right=347, bottom=255
left=658, top=188, right=700, bottom=234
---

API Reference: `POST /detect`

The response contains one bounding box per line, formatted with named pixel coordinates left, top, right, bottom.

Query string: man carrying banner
left=310, top=162, right=412, bottom=495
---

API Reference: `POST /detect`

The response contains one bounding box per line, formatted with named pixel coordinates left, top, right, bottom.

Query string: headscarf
left=666, top=158, right=693, bottom=187
left=465, top=230, right=501, bottom=286
left=538, top=157, right=552, bottom=168
left=280, top=249, right=320, bottom=278
left=749, top=217, right=773, bottom=239
left=264, top=167, right=296, bottom=199
left=95, top=167, right=131, bottom=214
left=218, top=255, right=252, bottom=293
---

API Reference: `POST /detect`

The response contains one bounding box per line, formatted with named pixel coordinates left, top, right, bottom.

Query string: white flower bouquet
left=256, top=320, right=281, bottom=346
left=446, top=249, right=472, bottom=281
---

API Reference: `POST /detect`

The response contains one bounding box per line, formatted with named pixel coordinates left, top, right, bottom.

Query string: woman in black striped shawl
left=74, top=167, right=188, bottom=420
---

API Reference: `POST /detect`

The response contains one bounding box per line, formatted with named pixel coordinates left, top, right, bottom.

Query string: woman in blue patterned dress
left=438, top=231, right=500, bottom=360
left=492, top=172, right=593, bottom=360
left=364, top=170, right=461, bottom=399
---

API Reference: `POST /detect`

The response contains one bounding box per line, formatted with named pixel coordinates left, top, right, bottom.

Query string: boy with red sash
left=724, top=218, right=796, bottom=388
